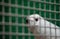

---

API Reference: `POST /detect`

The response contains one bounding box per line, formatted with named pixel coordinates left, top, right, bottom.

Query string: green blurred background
left=0, top=0, right=60, bottom=39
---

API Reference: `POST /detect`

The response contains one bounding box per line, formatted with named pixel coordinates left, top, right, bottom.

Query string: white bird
left=26, top=14, right=60, bottom=39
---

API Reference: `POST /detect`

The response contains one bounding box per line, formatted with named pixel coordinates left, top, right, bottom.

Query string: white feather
left=26, top=14, right=60, bottom=39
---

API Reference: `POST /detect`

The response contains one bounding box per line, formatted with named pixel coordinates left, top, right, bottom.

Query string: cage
left=0, top=0, right=60, bottom=39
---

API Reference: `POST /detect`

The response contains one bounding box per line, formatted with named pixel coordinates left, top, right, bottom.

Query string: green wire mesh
left=0, top=0, right=60, bottom=39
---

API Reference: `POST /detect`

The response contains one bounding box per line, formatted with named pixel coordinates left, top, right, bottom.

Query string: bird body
left=26, top=14, right=60, bottom=39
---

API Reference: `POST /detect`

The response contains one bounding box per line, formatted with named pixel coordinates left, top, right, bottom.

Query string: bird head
left=26, top=14, right=43, bottom=27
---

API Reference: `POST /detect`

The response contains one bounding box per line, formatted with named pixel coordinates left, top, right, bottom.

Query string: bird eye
left=26, top=19, right=29, bottom=23
left=35, top=18, right=38, bottom=21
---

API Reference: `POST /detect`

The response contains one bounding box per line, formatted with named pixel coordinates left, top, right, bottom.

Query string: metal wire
left=0, top=0, right=60, bottom=39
